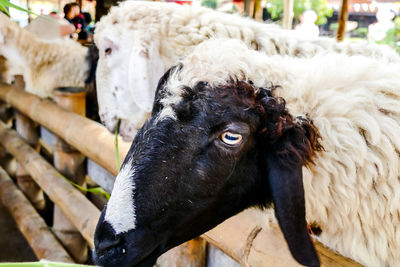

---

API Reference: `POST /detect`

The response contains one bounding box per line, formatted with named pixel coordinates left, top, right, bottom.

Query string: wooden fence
left=0, top=81, right=362, bottom=267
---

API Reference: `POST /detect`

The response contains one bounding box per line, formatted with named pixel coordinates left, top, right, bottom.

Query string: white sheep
left=94, top=0, right=400, bottom=140
left=0, top=13, right=89, bottom=98
left=157, top=38, right=400, bottom=267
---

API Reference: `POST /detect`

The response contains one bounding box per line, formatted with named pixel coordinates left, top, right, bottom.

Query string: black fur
left=84, top=42, right=100, bottom=122
left=94, top=72, right=321, bottom=267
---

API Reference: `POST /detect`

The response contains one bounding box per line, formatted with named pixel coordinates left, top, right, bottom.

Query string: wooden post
left=337, top=0, right=348, bottom=41
left=160, top=238, right=206, bottom=267
left=15, top=112, right=46, bottom=211
left=244, top=0, right=251, bottom=16
left=283, top=0, right=294, bottom=29
left=0, top=56, right=9, bottom=83
left=52, top=87, right=88, bottom=263
left=0, top=166, right=74, bottom=262
left=0, top=121, right=100, bottom=248
left=252, top=0, right=263, bottom=21
left=12, top=76, right=45, bottom=211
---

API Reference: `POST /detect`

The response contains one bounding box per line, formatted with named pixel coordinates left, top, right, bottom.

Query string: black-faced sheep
left=0, top=13, right=95, bottom=98
left=94, top=0, right=400, bottom=141
left=94, top=39, right=400, bottom=267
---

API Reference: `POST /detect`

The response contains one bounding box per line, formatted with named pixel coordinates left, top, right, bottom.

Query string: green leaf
left=57, top=173, right=110, bottom=200
left=0, top=0, right=38, bottom=16
left=0, top=4, right=10, bottom=16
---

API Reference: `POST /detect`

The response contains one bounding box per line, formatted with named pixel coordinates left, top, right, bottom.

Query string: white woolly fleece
left=159, top=38, right=400, bottom=267
left=94, top=0, right=400, bottom=140
left=0, top=13, right=88, bottom=98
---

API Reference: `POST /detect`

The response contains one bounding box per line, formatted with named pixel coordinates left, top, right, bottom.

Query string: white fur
left=94, top=1, right=400, bottom=140
left=105, top=158, right=137, bottom=234
left=159, top=38, right=400, bottom=267
left=0, top=13, right=88, bottom=98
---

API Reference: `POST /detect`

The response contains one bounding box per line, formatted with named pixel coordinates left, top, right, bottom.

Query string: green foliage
left=353, top=27, right=368, bottom=38
left=0, top=262, right=93, bottom=267
left=201, top=0, right=217, bottom=9
left=375, top=17, right=400, bottom=54
left=266, top=0, right=333, bottom=25
left=0, top=0, right=37, bottom=16
left=58, top=173, right=110, bottom=200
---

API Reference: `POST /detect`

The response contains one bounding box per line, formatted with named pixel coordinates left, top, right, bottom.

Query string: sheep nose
left=97, top=235, right=122, bottom=253
left=94, top=219, right=122, bottom=254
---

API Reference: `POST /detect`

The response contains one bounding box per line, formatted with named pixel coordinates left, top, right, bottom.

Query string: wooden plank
left=283, top=0, right=294, bottom=29
left=203, top=210, right=362, bottom=266
left=0, top=166, right=73, bottom=262
left=0, top=121, right=100, bottom=248
left=52, top=87, right=88, bottom=263
left=0, top=83, right=129, bottom=176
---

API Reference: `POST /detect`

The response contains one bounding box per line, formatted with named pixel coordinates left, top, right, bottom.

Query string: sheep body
left=161, top=38, right=400, bottom=267
left=0, top=13, right=88, bottom=98
left=94, top=1, right=400, bottom=140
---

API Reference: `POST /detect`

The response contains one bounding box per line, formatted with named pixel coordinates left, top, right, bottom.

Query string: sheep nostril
left=97, top=236, right=122, bottom=254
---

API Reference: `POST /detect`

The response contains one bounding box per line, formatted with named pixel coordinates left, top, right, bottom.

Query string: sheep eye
left=220, top=132, right=243, bottom=146
left=105, top=48, right=112, bottom=55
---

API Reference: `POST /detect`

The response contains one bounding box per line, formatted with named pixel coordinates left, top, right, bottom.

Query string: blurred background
left=5, top=0, right=400, bottom=52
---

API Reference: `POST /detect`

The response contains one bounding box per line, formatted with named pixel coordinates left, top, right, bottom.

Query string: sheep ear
left=129, top=40, right=165, bottom=113
left=266, top=152, right=320, bottom=267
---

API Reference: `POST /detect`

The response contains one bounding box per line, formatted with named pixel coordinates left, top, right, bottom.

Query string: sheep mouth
left=129, top=244, right=163, bottom=267
left=93, top=241, right=163, bottom=267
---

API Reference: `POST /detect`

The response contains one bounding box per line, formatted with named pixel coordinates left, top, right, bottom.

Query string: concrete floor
left=0, top=200, right=37, bottom=262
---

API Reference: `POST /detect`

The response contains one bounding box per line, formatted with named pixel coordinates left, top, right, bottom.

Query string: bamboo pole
left=0, top=166, right=74, bottom=262
left=13, top=76, right=46, bottom=211
left=0, top=121, right=100, bottom=248
left=0, top=84, right=361, bottom=266
left=0, top=83, right=129, bottom=176
left=337, top=0, right=348, bottom=41
left=283, top=0, right=294, bottom=29
left=52, top=87, right=88, bottom=263
left=252, top=0, right=263, bottom=21
left=15, top=111, right=45, bottom=211
left=160, top=238, right=207, bottom=267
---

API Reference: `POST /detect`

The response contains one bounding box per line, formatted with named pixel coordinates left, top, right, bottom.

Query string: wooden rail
left=0, top=83, right=362, bottom=266
left=0, top=121, right=100, bottom=248
left=0, top=166, right=73, bottom=262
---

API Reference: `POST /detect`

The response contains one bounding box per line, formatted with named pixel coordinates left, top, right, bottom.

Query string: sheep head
left=94, top=64, right=321, bottom=267
left=94, top=6, right=166, bottom=140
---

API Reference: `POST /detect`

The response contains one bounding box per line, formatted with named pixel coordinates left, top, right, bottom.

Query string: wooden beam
left=203, top=209, right=362, bottom=266
left=283, top=0, right=294, bottom=29
left=244, top=0, right=251, bottom=16
left=337, top=0, right=348, bottom=41
left=0, top=83, right=129, bottom=176
left=0, top=166, right=73, bottom=262
left=52, top=87, right=88, bottom=263
left=0, top=84, right=362, bottom=266
left=0, top=121, right=100, bottom=248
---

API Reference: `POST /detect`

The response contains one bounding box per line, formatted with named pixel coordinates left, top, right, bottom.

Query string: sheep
left=94, top=0, right=400, bottom=141
left=93, top=38, right=400, bottom=267
left=0, top=12, right=91, bottom=98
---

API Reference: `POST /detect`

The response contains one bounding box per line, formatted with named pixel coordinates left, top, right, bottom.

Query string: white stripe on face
left=105, top=158, right=137, bottom=234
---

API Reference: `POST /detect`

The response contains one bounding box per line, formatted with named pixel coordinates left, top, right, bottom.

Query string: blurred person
left=63, top=3, right=76, bottom=24
left=294, top=10, right=319, bottom=39
left=368, top=7, right=395, bottom=42
left=70, top=3, right=89, bottom=41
